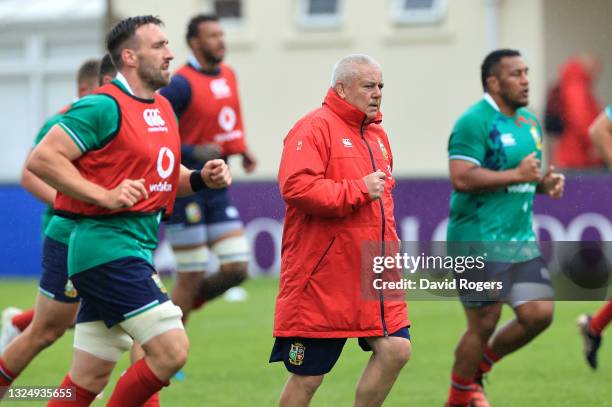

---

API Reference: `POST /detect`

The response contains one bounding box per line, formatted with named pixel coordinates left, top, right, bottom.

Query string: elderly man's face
left=338, top=63, right=383, bottom=122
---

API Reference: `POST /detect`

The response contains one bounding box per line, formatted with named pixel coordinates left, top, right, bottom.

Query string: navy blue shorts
left=71, top=257, right=169, bottom=328
left=165, top=187, right=244, bottom=246
left=269, top=327, right=411, bottom=376
left=458, top=256, right=553, bottom=308
left=39, top=237, right=80, bottom=303
left=167, top=187, right=240, bottom=227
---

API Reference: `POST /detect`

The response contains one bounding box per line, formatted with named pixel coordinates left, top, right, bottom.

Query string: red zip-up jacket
left=273, top=88, right=409, bottom=338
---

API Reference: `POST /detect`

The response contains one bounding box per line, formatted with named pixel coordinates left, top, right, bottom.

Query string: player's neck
left=491, top=94, right=517, bottom=117
left=193, top=53, right=220, bottom=73
left=120, top=70, right=156, bottom=100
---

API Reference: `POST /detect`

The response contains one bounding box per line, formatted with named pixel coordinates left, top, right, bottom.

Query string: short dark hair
left=77, top=59, right=100, bottom=85
left=106, top=15, right=164, bottom=69
left=98, top=54, right=117, bottom=85
left=186, top=14, right=219, bottom=44
left=481, top=49, right=521, bottom=91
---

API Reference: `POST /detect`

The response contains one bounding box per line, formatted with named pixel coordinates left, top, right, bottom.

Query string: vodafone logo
left=143, top=109, right=168, bottom=132
left=157, top=147, right=175, bottom=179
left=218, top=106, right=237, bottom=132
left=210, top=78, right=231, bottom=98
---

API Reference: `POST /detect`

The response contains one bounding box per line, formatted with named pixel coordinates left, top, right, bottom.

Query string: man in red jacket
left=553, top=53, right=603, bottom=168
left=270, top=54, right=411, bottom=407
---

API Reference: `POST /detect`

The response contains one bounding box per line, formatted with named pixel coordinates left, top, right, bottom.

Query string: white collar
left=188, top=54, right=202, bottom=70
left=483, top=93, right=500, bottom=111
left=115, top=72, right=135, bottom=96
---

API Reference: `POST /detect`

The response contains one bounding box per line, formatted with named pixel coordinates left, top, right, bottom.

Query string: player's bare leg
left=199, top=261, right=248, bottom=302
left=279, top=374, right=324, bottom=407
left=2, top=294, right=76, bottom=374
left=139, top=329, right=189, bottom=381
left=354, top=336, right=411, bottom=407
left=170, top=261, right=205, bottom=320
left=199, top=230, right=249, bottom=301
left=446, top=303, right=502, bottom=406
left=452, top=303, right=502, bottom=378
left=69, top=349, right=117, bottom=395
left=487, top=300, right=553, bottom=357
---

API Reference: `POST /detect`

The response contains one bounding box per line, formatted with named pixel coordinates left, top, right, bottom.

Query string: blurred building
left=111, top=0, right=612, bottom=179
left=1, top=0, right=611, bottom=181
left=0, top=0, right=105, bottom=181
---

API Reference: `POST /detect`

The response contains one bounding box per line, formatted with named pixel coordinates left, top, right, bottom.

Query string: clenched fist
left=103, top=178, right=148, bottom=210
left=201, top=159, right=232, bottom=189
left=515, top=152, right=541, bottom=183
left=363, top=170, right=386, bottom=200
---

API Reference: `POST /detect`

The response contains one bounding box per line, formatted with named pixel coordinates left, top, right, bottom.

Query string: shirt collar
left=115, top=72, right=135, bottom=96
left=483, top=93, right=500, bottom=111
left=188, top=54, right=201, bottom=70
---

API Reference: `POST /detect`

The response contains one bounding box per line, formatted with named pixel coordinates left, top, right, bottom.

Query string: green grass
left=1, top=278, right=611, bottom=406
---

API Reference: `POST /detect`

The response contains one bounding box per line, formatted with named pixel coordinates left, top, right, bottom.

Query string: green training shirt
left=33, top=112, right=77, bottom=244
left=447, top=94, right=542, bottom=261
left=605, top=104, right=612, bottom=121
left=59, top=78, right=163, bottom=276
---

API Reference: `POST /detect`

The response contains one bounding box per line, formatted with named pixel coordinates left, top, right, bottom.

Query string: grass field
left=1, top=277, right=611, bottom=406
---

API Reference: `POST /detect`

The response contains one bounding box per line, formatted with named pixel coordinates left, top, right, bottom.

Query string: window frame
left=212, top=0, right=243, bottom=27
left=297, top=0, right=344, bottom=29
left=390, top=0, right=447, bottom=25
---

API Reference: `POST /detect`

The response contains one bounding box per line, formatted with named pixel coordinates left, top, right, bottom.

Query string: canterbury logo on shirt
left=210, top=78, right=232, bottom=98
left=143, top=108, right=168, bottom=132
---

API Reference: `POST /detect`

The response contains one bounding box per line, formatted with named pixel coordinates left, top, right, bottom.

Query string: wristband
left=189, top=170, right=208, bottom=192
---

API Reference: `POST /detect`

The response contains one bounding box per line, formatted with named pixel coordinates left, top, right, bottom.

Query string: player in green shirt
left=444, top=49, right=565, bottom=407
left=0, top=59, right=106, bottom=399
left=26, top=16, right=230, bottom=406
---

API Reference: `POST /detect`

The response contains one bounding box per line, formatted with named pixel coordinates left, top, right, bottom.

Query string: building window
left=214, top=0, right=242, bottom=20
left=298, top=0, right=343, bottom=28
left=391, top=0, right=447, bottom=24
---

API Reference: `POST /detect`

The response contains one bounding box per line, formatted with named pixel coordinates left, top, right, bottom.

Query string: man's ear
left=335, top=83, right=346, bottom=99
left=486, top=76, right=500, bottom=94
left=121, top=48, right=138, bottom=68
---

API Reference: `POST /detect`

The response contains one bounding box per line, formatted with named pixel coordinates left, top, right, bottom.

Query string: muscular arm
left=27, top=125, right=107, bottom=205
left=449, top=160, right=521, bottom=192
left=27, top=125, right=147, bottom=209
left=20, top=151, right=56, bottom=205
left=589, top=110, right=612, bottom=168
left=449, top=153, right=540, bottom=193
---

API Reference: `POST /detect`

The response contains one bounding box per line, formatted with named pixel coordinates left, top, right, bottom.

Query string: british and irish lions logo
left=288, top=342, right=305, bottom=366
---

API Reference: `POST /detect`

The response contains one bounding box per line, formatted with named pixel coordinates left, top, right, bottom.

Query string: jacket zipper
left=360, top=116, right=389, bottom=337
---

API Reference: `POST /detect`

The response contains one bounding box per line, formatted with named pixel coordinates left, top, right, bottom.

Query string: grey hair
left=330, top=54, right=381, bottom=87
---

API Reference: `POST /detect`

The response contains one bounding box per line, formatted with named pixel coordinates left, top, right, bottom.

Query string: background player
left=0, top=59, right=101, bottom=352
left=445, top=49, right=565, bottom=407
left=0, top=58, right=117, bottom=401
left=575, top=103, right=612, bottom=369
left=160, top=14, right=254, bottom=322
